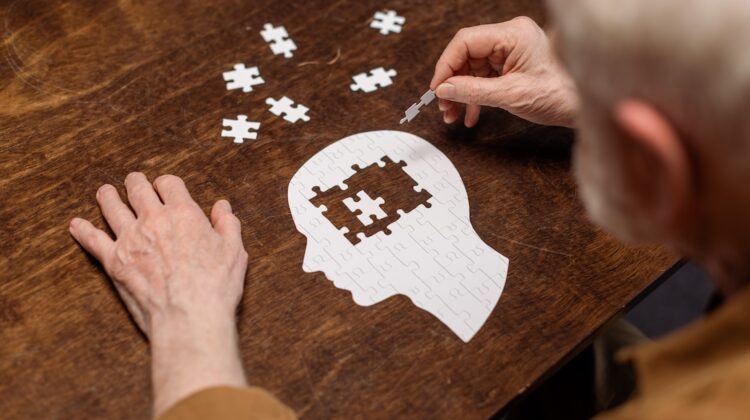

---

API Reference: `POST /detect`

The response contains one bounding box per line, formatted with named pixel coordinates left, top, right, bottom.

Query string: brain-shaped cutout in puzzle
left=310, top=156, right=432, bottom=245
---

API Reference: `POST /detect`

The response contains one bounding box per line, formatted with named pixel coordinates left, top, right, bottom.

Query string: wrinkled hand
left=69, top=172, right=248, bottom=416
left=430, top=16, right=579, bottom=128
left=69, top=172, right=247, bottom=336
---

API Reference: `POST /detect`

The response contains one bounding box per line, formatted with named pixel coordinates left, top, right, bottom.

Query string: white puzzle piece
left=260, top=23, right=297, bottom=58
left=287, top=130, right=509, bottom=342
left=400, top=89, right=436, bottom=124
left=223, top=63, right=265, bottom=92
left=370, top=10, right=405, bottom=35
left=221, top=115, right=260, bottom=143
left=266, top=96, right=311, bottom=123
left=342, top=191, right=387, bottom=226
left=350, top=67, right=397, bottom=93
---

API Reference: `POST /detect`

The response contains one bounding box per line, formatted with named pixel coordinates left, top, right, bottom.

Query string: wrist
left=149, top=311, right=247, bottom=417
left=150, top=308, right=237, bottom=349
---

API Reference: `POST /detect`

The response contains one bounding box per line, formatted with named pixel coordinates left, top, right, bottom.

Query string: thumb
left=436, top=75, right=507, bottom=107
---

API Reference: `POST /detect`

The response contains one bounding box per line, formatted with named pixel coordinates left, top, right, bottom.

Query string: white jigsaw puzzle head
left=288, top=130, right=509, bottom=342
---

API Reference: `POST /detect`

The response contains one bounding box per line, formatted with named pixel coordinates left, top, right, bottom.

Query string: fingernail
left=70, top=218, right=81, bottom=228
left=438, top=101, right=448, bottom=111
left=220, top=200, right=232, bottom=212
left=96, top=184, right=110, bottom=198
left=437, top=83, right=455, bottom=100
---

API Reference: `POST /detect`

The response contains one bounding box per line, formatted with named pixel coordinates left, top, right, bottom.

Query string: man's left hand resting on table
left=69, top=172, right=249, bottom=417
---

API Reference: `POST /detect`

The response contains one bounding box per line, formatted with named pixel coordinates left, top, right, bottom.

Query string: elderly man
left=69, top=0, right=750, bottom=418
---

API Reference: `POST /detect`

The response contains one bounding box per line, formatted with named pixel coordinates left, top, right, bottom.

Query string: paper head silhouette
left=288, top=131, right=509, bottom=342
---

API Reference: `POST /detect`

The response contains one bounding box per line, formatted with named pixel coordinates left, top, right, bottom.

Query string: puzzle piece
left=310, top=156, right=432, bottom=245
left=350, top=67, right=397, bottom=93
left=260, top=23, right=297, bottom=58
left=342, top=191, right=387, bottom=226
left=221, top=115, right=260, bottom=143
left=370, top=10, right=405, bottom=35
left=400, top=89, right=436, bottom=124
left=266, top=96, right=310, bottom=123
left=222, top=63, right=264, bottom=92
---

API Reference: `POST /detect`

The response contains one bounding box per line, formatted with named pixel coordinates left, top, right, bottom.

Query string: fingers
left=443, top=103, right=462, bottom=124
left=436, top=75, right=506, bottom=107
left=153, top=175, right=195, bottom=206
left=464, top=104, right=481, bottom=128
left=438, top=98, right=453, bottom=112
left=211, top=200, right=243, bottom=246
left=96, top=184, right=135, bottom=237
left=69, top=217, right=114, bottom=263
left=430, top=24, right=510, bottom=90
left=125, top=172, right=162, bottom=216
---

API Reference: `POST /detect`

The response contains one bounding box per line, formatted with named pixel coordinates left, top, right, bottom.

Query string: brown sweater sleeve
left=158, top=386, right=296, bottom=420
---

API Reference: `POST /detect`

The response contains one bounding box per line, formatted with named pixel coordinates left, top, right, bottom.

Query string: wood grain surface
left=0, top=1, right=676, bottom=418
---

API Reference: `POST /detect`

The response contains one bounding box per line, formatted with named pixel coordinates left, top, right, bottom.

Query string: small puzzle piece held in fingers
left=221, top=115, right=260, bottom=143
left=370, top=10, right=405, bottom=35
left=260, top=23, right=297, bottom=58
left=400, top=89, right=436, bottom=124
left=350, top=67, right=397, bottom=93
left=266, top=96, right=310, bottom=123
left=223, top=63, right=264, bottom=92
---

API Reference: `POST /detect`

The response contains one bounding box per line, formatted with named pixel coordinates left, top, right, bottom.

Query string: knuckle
left=454, top=27, right=472, bottom=42
left=512, top=16, right=539, bottom=33
left=512, top=16, right=534, bottom=26
left=114, top=206, right=132, bottom=220
left=130, top=182, right=151, bottom=196
left=173, top=202, right=199, bottom=217
left=140, top=217, right=165, bottom=239
left=107, top=260, right=127, bottom=280
left=464, top=82, right=483, bottom=103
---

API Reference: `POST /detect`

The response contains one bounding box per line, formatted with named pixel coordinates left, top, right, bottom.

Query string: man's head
left=548, top=0, right=750, bottom=290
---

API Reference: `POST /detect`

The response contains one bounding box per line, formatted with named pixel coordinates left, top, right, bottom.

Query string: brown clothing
left=159, top=387, right=296, bottom=420
left=598, top=286, right=750, bottom=419
left=160, top=287, right=750, bottom=419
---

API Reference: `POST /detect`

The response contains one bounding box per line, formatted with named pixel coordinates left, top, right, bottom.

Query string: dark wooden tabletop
left=0, top=1, right=677, bottom=418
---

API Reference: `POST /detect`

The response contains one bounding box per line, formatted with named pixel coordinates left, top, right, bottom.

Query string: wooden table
left=0, top=1, right=676, bottom=418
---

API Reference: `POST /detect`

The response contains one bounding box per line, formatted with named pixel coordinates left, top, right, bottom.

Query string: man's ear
left=612, top=99, right=693, bottom=234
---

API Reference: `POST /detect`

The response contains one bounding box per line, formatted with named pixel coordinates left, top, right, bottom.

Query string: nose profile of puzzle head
left=288, top=131, right=509, bottom=342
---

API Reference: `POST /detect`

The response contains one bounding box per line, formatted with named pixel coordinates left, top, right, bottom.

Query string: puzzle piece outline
left=222, top=63, right=265, bottom=92
left=266, top=96, right=311, bottom=123
left=350, top=67, right=397, bottom=93
left=260, top=23, right=297, bottom=58
left=342, top=190, right=387, bottom=227
left=220, top=115, right=260, bottom=144
left=370, top=10, right=405, bottom=35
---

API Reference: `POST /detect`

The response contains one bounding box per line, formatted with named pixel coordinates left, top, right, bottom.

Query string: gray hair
left=548, top=0, right=750, bottom=168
